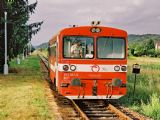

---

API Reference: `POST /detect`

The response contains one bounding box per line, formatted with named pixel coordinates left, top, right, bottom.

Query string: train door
left=48, top=43, right=50, bottom=78
left=56, top=36, right=59, bottom=88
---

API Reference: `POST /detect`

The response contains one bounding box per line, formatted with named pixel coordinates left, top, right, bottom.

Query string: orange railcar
left=48, top=26, right=128, bottom=99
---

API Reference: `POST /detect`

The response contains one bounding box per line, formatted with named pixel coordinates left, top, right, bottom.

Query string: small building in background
left=155, top=41, right=160, bottom=50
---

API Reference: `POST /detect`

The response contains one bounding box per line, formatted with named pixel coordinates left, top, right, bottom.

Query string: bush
left=146, top=49, right=156, bottom=57
left=155, top=50, right=160, bottom=57
left=129, top=39, right=159, bottom=57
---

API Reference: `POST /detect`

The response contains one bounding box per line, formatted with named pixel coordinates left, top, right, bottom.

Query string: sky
left=29, top=0, right=160, bottom=46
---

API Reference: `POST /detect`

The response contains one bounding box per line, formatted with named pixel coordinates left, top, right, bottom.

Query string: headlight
left=63, top=65, right=69, bottom=71
left=114, top=66, right=120, bottom=71
left=91, top=27, right=96, bottom=33
left=95, top=28, right=101, bottom=32
left=121, top=66, right=127, bottom=71
left=90, top=27, right=101, bottom=33
left=70, top=65, right=76, bottom=71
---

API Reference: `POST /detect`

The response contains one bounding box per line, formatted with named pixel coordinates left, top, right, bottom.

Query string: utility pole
left=3, top=11, right=8, bottom=75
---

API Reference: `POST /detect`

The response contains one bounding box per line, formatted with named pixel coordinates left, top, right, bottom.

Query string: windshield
left=63, top=36, right=94, bottom=59
left=97, top=37, right=125, bottom=59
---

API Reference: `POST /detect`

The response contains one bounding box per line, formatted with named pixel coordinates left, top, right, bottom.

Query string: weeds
left=120, top=57, right=160, bottom=119
left=141, top=93, right=160, bottom=120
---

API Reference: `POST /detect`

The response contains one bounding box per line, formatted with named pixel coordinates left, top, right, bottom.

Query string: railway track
left=73, top=100, right=136, bottom=120
left=75, top=100, right=120, bottom=120
left=39, top=54, right=147, bottom=120
left=39, top=54, right=49, bottom=70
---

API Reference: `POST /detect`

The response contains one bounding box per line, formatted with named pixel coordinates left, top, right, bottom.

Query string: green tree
left=130, top=39, right=156, bottom=57
left=0, top=0, right=43, bottom=72
left=144, top=39, right=155, bottom=50
left=8, top=0, right=43, bottom=58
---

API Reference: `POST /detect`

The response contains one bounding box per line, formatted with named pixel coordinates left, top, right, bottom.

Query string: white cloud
left=157, top=16, right=160, bottom=20
left=113, top=7, right=127, bottom=13
left=76, top=8, right=92, bottom=14
left=29, top=0, right=160, bottom=45
left=132, top=0, right=144, bottom=6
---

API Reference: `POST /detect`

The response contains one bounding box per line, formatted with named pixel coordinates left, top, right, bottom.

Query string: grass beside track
left=0, top=55, right=54, bottom=120
left=1, top=53, right=160, bottom=120
left=120, top=56, right=160, bottom=120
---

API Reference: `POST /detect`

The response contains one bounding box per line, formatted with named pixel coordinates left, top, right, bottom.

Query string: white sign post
left=3, top=11, right=8, bottom=75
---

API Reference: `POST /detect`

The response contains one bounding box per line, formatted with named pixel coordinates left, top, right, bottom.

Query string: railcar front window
left=97, top=37, right=125, bottom=59
left=63, top=36, right=94, bottom=59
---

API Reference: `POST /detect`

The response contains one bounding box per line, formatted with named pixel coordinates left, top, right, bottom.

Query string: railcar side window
left=97, top=37, right=125, bottom=59
left=63, top=36, right=94, bottom=59
left=50, top=43, right=56, bottom=57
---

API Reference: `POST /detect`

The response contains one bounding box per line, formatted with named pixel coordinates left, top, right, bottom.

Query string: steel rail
left=108, top=104, right=132, bottom=120
left=38, top=54, right=49, bottom=70
left=71, top=100, right=89, bottom=120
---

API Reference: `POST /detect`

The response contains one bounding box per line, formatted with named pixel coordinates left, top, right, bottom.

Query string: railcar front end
left=49, top=26, right=128, bottom=99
